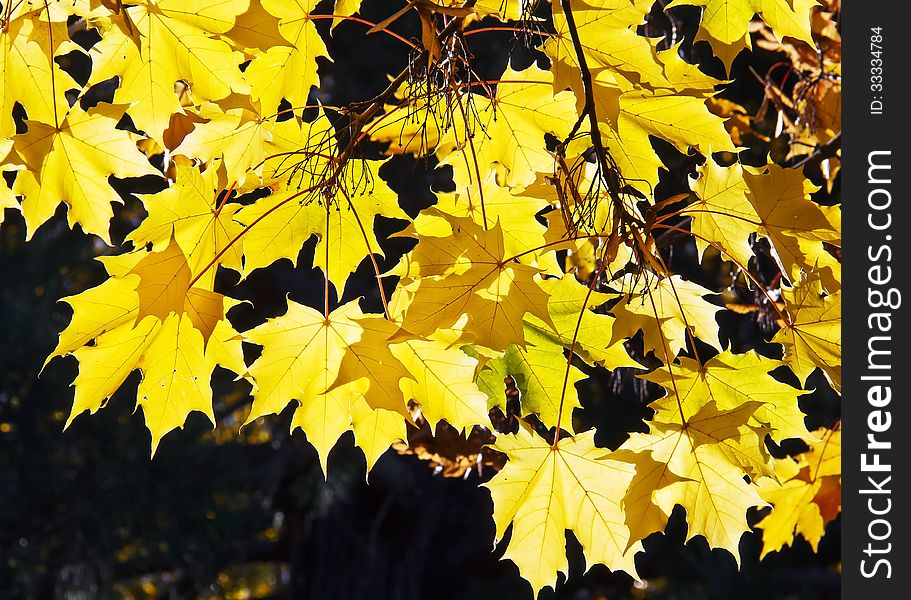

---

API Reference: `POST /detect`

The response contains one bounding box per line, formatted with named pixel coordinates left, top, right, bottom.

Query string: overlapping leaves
left=1, top=0, right=839, bottom=597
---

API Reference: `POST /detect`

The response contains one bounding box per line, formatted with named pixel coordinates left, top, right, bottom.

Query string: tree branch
left=792, top=132, right=841, bottom=169
left=557, top=0, right=643, bottom=234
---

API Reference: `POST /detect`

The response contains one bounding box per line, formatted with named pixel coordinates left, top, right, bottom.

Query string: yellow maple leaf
left=685, top=158, right=758, bottom=268
left=129, top=233, right=193, bottom=324
left=773, top=272, right=840, bottom=391
left=243, top=0, right=328, bottom=117
left=589, top=70, right=726, bottom=196
left=524, top=273, right=639, bottom=370
left=89, top=0, right=250, bottom=142
left=221, top=0, right=288, bottom=55
left=175, top=102, right=338, bottom=190
left=618, top=89, right=736, bottom=157
left=289, top=378, right=367, bottom=472
left=129, top=163, right=244, bottom=288
left=547, top=0, right=715, bottom=92
left=434, top=173, right=551, bottom=260
left=244, top=299, right=413, bottom=473
left=478, top=326, right=586, bottom=433
left=13, top=103, right=159, bottom=243
left=244, top=299, right=489, bottom=468
left=485, top=424, right=648, bottom=594
left=671, top=0, right=817, bottom=70
left=391, top=212, right=554, bottom=351
left=244, top=300, right=359, bottom=415
left=350, top=396, right=407, bottom=473
left=449, top=65, right=578, bottom=189
left=47, top=272, right=143, bottom=367
left=684, top=161, right=840, bottom=283
left=390, top=337, right=491, bottom=431
left=617, top=398, right=770, bottom=562
left=135, top=313, right=221, bottom=446
left=0, top=3, right=78, bottom=137
left=69, top=309, right=243, bottom=453
left=610, top=274, right=721, bottom=357
left=743, top=163, right=840, bottom=282
left=0, top=139, right=19, bottom=225
left=334, top=316, right=414, bottom=417
left=236, top=158, right=409, bottom=293
left=111, top=235, right=233, bottom=344
left=51, top=244, right=245, bottom=451
left=472, top=0, right=524, bottom=20
left=174, top=103, right=280, bottom=185
left=372, top=66, right=578, bottom=189
left=368, top=79, right=469, bottom=157
left=543, top=0, right=733, bottom=198
left=756, top=427, right=841, bottom=558
left=641, top=350, right=812, bottom=442
left=331, top=0, right=364, bottom=28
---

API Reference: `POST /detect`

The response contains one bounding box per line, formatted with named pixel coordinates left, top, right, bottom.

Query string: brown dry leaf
left=393, top=414, right=503, bottom=478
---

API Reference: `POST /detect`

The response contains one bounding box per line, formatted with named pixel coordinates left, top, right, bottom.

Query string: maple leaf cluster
left=0, top=0, right=841, bottom=595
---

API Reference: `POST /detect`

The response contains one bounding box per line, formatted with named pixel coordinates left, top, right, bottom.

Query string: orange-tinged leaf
left=184, top=287, right=226, bottom=343
left=334, top=316, right=413, bottom=417
left=221, top=0, right=288, bottom=53
left=756, top=427, right=841, bottom=557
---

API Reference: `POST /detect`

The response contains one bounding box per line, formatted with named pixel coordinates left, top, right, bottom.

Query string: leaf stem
left=324, top=204, right=331, bottom=319
left=556, top=0, right=631, bottom=223
left=42, top=0, right=59, bottom=129
left=652, top=223, right=791, bottom=326
left=553, top=264, right=604, bottom=448
left=213, top=181, right=237, bottom=217
left=306, top=14, right=420, bottom=49
left=339, top=187, right=391, bottom=319
left=186, top=6, right=472, bottom=290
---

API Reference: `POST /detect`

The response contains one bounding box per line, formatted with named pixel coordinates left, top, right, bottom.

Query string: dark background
left=0, top=1, right=840, bottom=598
